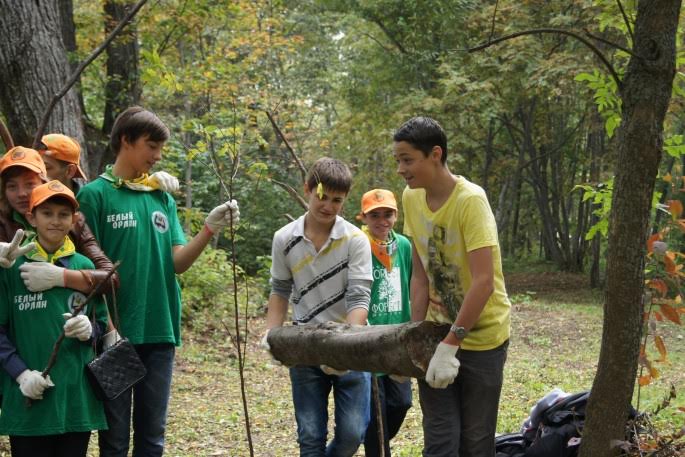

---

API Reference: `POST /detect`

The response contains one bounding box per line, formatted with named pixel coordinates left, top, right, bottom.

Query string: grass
left=0, top=270, right=683, bottom=456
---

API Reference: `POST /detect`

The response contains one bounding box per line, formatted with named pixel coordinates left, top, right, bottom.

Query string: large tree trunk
left=267, top=321, right=450, bottom=377
left=579, top=2, right=680, bottom=456
left=0, top=1, right=85, bottom=150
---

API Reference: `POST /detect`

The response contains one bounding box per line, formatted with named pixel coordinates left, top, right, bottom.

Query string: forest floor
left=0, top=268, right=683, bottom=456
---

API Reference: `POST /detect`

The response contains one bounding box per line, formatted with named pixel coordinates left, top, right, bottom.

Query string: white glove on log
left=260, top=329, right=282, bottom=366
left=63, top=313, right=92, bottom=341
left=425, top=342, right=460, bottom=389
left=16, top=369, right=54, bottom=400
left=19, top=262, right=65, bottom=292
left=149, top=171, right=180, bottom=193
left=0, top=230, right=35, bottom=268
left=320, top=365, right=349, bottom=376
left=205, top=200, right=240, bottom=233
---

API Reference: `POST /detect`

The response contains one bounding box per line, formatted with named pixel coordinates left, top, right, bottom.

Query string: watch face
left=451, top=325, right=467, bottom=339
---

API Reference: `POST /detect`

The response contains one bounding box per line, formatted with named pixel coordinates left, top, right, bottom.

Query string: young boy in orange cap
left=0, top=180, right=108, bottom=456
left=358, top=188, right=413, bottom=457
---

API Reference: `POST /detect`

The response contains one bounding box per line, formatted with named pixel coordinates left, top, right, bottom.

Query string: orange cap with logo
left=28, top=180, right=79, bottom=213
left=40, top=134, right=88, bottom=180
left=0, top=146, right=48, bottom=180
left=360, top=189, right=398, bottom=215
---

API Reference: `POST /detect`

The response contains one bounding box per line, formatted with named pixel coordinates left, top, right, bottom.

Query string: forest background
left=0, top=0, right=684, bottom=456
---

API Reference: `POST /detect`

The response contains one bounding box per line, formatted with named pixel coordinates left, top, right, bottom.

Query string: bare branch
left=32, top=0, right=149, bottom=147
left=467, top=28, right=622, bottom=90
left=584, top=29, right=643, bottom=60
left=265, top=111, right=307, bottom=183
left=488, top=0, right=500, bottom=43
left=272, top=179, right=308, bottom=210
left=0, top=117, right=14, bottom=150
left=616, top=0, right=634, bottom=46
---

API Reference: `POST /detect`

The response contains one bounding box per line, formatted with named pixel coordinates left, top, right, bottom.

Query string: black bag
left=85, top=337, right=147, bottom=401
left=85, top=280, right=146, bottom=401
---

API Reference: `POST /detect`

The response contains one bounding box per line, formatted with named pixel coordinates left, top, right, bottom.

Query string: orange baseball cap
left=40, top=134, right=87, bottom=180
left=28, top=180, right=79, bottom=213
left=360, top=189, right=398, bottom=214
left=0, top=146, right=48, bottom=180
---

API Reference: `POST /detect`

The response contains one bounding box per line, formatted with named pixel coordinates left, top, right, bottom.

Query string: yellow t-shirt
left=402, top=176, right=510, bottom=350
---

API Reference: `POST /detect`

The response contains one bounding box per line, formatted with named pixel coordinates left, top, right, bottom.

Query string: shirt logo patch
left=151, top=211, right=169, bottom=233
left=67, top=292, right=88, bottom=315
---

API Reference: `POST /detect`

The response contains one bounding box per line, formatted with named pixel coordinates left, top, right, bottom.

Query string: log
left=268, top=321, right=450, bottom=378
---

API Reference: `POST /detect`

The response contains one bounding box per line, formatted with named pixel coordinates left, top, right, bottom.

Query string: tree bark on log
left=268, top=321, right=450, bottom=377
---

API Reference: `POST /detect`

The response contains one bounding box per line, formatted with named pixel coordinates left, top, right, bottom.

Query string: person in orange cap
left=358, top=188, right=413, bottom=457
left=0, top=146, right=117, bottom=298
left=0, top=179, right=107, bottom=456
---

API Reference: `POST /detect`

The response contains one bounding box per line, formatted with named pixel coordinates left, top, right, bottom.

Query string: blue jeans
left=364, top=375, right=413, bottom=457
left=289, top=366, right=371, bottom=457
left=418, top=340, right=509, bottom=457
left=99, top=343, right=175, bottom=457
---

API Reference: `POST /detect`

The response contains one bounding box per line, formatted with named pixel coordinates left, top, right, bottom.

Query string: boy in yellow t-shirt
left=393, top=116, right=510, bottom=456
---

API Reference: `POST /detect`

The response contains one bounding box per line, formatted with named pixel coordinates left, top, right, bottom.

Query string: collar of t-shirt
left=100, top=164, right=162, bottom=192
left=24, top=235, right=76, bottom=265
left=294, top=213, right=346, bottom=243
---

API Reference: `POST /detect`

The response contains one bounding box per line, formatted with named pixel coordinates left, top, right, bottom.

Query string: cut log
left=268, top=321, right=450, bottom=378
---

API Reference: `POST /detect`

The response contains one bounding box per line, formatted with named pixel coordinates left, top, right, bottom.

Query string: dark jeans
left=289, top=366, right=371, bottom=457
left=419, top=340, right=509, bottom=457
left=364, top=375, right=413, bottom=457
left=10, top=432, right=91, bottom=457
left=99, top=343, right=175, bottom=457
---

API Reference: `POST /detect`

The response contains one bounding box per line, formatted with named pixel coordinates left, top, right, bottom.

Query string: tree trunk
left=99, top=0, right=141, bottom=174
left=0, top=1, right=85, bottom=150
left=267, top=321, right=450, bottom=377
left=579, top=2, right=680, bottom=456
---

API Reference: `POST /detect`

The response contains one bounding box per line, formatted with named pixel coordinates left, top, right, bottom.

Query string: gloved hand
left=260, top=329, right=282, bottom=366
left=320, top=365, right=349, bottom=376
left=63, top=313, right=92, bottom=341
left=0, top=229, right=35, bottom=268
left=425, top=342, right=460, bottom=389
left=149, top=171, right=180, bottom=193
left=205, top=200, right=240, bottom=233
left=389, top=374, right=410, bottom=383
left=16, top=369, right=54, bottom=400
left=102, top=330, right=122, bottom=350
left=19, top=262, right=65, bottom=291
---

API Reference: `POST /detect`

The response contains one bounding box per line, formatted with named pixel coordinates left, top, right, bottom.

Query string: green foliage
left=574, top=69, right=621, bottom=137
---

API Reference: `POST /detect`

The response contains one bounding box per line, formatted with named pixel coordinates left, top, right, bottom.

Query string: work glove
left=102, top=330, right=122, bottom=350
left=425, top=342, right=460, bottom=389
left=63, top=313, right=92, bottom=341
left=149, top=171, right=180, bottom=193
left=320, top=365, right=349, bottom=376
left=205, top=200, right=240, bottom=233
left=16, top=369, right=54, bottom=400
left=260, top=329, right=282, bottom=366
left=19, top=262, right=65, bottom=292
left=0, top=230, right=35, bottom=268
left=389, top=374, right=410, bottom=383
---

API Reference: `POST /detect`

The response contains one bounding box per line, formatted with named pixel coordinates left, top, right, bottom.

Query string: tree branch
left=32, top=0, right=149, bottom=147
left=265, top=111, right=307, bottom=183
left=0, top=117, right=14, bottom=150
left=583, top=29, right=643, bottom=60
left=467, top=28, right=622, bottom=89
left=615, top=0, right=634, bottom=46
left=272, top=179, right=308, bottom=210
left=488, top=0, right=500, bottom=43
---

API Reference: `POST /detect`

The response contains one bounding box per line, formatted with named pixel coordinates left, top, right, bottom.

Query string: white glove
left=102, top=330, right=122, bottom=350
left=16, top=369, right=54, bottom=400
left=149, top=171, right=180, bottom=193
left=63, top=313, right=92, bottom=341
left=260, top=329, right=282, bottom=366
left=205, top=199, right=240, bottom=233
left=320, top=365, right=349, bottom=376
left=389, top=374, right=410, bottom=383
left=19, top=262, right=65, bottom=292
left=425, top=342, right=460, bottom=389
left=0, top=229, right=35, bottom=268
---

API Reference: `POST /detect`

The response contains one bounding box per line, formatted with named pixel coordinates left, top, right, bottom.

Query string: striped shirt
left=270, top=214, right=372, bottom=324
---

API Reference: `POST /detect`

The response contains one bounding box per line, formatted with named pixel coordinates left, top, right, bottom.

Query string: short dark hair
left=393, top=116, right=448, bottom=164
left=110, top=106, right=170, bottom=155
left=306, top=157, right=352, bottom=194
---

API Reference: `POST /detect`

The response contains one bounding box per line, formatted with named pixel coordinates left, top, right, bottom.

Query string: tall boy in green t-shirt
left=0, top=180, right=108, bottom=456
left=77, top=106, right=240, bottom=457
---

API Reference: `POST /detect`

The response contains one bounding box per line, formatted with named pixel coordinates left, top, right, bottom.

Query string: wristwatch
left=450, top=324, right=468, bottom=340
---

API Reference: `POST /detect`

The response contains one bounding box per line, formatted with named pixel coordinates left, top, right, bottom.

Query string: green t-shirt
left=368, top=230, right=412, bottom=325
left=77, top=178, right=187, bottom=345
left=0, top=254, right=108, bottom=436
